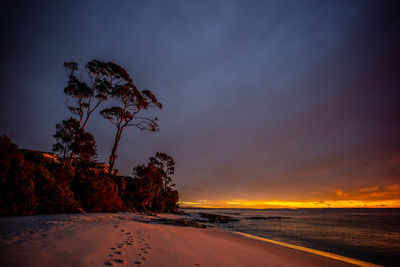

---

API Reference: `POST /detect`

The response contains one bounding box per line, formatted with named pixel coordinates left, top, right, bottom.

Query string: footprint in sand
left=112, top=258, right=126, bottom=264
left=104, top=260, right=115, bottom=266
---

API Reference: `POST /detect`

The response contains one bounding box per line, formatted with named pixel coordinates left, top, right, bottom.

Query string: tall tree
left=57, top=59, right=132, bottom=164
left=100, top=72, right=162, bottom=172
left=63, top=60, right=117, bottom=129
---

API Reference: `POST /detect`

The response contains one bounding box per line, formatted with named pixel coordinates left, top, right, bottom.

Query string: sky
left=1, top=0, right=400, bottom=208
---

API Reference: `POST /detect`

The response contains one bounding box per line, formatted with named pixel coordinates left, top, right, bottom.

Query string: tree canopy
left=52, top=117, right=97, bottom=163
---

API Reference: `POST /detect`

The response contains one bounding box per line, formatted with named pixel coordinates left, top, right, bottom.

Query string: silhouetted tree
left=100, top=67, right=162, bottom=172
left=52, top=118, right=97, bottom=164
left=63, top=60, right=115, bottom=129
left=149, top=152, right=175, bottom=189
left=59, top=60, right=133, bottom=163
left=131, top=163, right=164, bottom=211
left=129, top=153, right=179, bottom=212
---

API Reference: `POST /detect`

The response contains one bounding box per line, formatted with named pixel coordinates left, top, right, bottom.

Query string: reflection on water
left=184, top=208, right=400, bottom=266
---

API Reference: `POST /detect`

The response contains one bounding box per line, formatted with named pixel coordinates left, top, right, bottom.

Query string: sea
left=183, top=208, right=400, bottom=266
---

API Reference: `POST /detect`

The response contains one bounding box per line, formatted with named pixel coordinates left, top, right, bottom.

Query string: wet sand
left=0, top=213, right=376, bottom=266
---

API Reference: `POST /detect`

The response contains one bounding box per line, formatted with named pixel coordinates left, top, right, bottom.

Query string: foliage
left=2, top=59, right=177, bottom=216
left=124, top=153, right=179, bottom=213
left=71, top=169, right=126, bottom=213
left=100, top=63, right=162, bottom=171
left=149, top=152, right=176, bottom=188
left=59, top=59, right=162, bottom=171
left=0, top=136, right=179, bottom=215
left=63, top=60, right=115, bottom=129
left=52, top=118, right=97, bottom=163
left=54, top=59, right=118, bottom=164
left=0, top=135, right=81, bottom=215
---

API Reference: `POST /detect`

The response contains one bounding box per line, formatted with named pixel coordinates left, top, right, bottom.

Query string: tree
left=130, top=153, right=179, bottom=212
left=63, top=60, right=116, bottom=129
left=149, top=152, right=175, bottom=189
left=52, top=118, right=97, bottom=164
left=131, top=163, right=164, bottom=211
left=58, top=59, right=131, bottom=164
left=100, top=67, right=162, bottom=172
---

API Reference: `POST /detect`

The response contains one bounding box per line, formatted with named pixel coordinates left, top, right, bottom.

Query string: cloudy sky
left=1, top=0, right=399, bottom=207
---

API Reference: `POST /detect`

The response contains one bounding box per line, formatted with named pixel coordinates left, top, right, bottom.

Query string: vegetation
left=0, top=135, right=179, bottom=216
left=1, top=59, right=180, bottom=216
left=52, top=117, right=97, bottom=164
left=54, top=59, right=162, bottom=172
left=53, top=60, right=115, bottom=164
left=63, top=60, right=112, bottom=130
left=100, top=76, right=162, bottom=172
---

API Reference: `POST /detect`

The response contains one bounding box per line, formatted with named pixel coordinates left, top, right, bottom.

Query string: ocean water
left=183, top=208, right=400, bottom=266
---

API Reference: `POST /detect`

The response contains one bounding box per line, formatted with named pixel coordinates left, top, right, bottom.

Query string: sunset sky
left=1, top=0, right=399, bottom=208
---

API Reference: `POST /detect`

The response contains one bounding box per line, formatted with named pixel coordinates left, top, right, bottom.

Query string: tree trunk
left=108, top=128, right=122, bottom=173
left=81, top=117, right=89, bottom=130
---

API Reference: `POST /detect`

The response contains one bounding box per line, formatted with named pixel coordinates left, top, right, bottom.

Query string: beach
left=0, top=213, right=376, bottom=267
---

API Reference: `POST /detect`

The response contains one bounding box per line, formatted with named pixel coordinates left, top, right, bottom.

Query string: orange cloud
left=358, top=186, right=380, bottom=193
left=335, top=189, right=349, bottom=198
left=385, top=184, right=400, bottom=191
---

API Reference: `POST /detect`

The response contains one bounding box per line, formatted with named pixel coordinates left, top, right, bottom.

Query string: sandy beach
left=0, top=213, right=379, bottom=267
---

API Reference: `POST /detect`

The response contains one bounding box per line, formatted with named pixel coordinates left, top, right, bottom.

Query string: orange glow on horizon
left=180, top=184, right=400, bottom=209
left=179, top=199, right=400, bottom=209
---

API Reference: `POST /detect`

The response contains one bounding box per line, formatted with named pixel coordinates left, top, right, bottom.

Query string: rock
left=198, top=213, right=239, bottom=223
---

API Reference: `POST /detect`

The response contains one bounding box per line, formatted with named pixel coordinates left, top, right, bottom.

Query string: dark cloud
left=1, top=0, right=399, bottom=203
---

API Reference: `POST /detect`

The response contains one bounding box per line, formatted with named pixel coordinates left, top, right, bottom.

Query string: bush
left=0, top=136, right=179, bottom=216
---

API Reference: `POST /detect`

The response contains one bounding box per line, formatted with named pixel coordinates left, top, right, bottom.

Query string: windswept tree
left=100, top=72, right=162, bottom=171
left=56, top=59, right=133, bottom=164
left=63, top=60, right=119, bottom=129
left=52, top=118, right=97, bottom=164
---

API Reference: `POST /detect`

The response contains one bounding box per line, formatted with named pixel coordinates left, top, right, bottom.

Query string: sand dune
left=0, top=213, right=369, bottom=266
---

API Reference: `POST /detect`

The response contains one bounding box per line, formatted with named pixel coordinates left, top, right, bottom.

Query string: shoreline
left=232, top=231, right=381, bottom=267
left=0, top=213, right=379, bottom=266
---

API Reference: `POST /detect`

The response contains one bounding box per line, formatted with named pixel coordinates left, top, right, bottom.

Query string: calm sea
left=183, top=208, right=400, bottom=266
